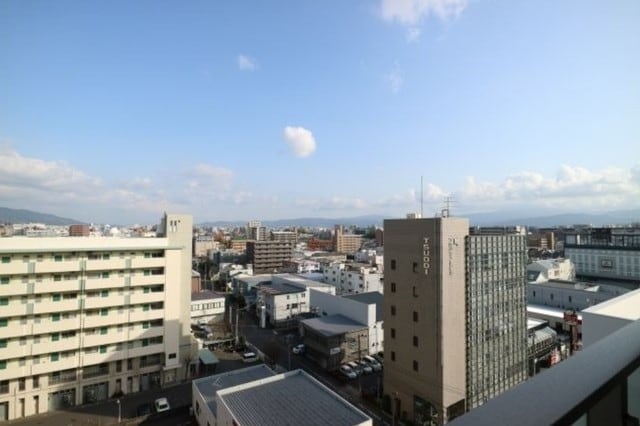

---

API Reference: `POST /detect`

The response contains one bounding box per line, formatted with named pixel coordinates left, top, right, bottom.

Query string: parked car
left=154, top=397, right=170, bottom=413
left=338, top=365, right=357, bottom=380
left=242, top=352, right=259, bottom=363
left=357, top=360, right=373, bottom=374
left=292, top=344, right=305, bottom=355
left=363, top=355, right=382, bottom=372
left=346, top=361, right=361, bottom=376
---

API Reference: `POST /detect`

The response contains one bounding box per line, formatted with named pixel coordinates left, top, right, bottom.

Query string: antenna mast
left=420, top=176, right=424, bottom=218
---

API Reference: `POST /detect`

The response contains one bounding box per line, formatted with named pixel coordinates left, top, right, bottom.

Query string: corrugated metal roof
left=219, top=370, right=370, bottom=426
left=300, top=314, right=367, bottom=337
left=198, top=349, right=219, bottom=365
left=194, top=365, right=275, bottom=417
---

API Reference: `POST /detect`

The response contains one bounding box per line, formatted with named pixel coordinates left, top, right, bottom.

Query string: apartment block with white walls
left=0, top=214, right=193, bottom=421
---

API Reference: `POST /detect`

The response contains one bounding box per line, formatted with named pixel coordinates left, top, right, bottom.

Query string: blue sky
left=1, top=0, right=639, bottom=224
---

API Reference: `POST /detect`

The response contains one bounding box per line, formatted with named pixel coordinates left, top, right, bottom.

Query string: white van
left=242, top=352, right=259, bottom=363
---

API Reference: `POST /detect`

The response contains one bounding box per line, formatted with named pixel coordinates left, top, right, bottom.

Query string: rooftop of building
left=258, top=281, right=304, bottom=295
left=528, top=279, right=630, bottom=294
left=193, top=364, right=275, bottom=417
left=343, top=292, right=384, bottom=322
left=581, top=287, right=640, bottom=321
left=191, top=290, right=226, bottom=301
left=217, top=369, right=370, bottom=426
left=301, top=314, right=367, bottom=337
left=527, top=304, right=583, bottom=321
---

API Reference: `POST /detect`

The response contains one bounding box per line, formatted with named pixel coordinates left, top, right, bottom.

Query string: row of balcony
left=0, top=343, right=166, bottom=381
left=0, top=256, right=166, bottom=275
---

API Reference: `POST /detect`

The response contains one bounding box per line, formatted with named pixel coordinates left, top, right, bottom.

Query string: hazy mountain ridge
left=3, top=206, right=639, bottom=228
left=0, top=207, right=85, bottom=226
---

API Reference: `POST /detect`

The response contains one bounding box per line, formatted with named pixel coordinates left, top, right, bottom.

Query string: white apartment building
left=0, top=214, right=193, bottom=421
left=322, top=262, right=383, bottom=295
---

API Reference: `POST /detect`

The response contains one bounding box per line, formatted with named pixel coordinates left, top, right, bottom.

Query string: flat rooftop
left=301, top=314, right=367, bottom=337
left=581, top=287, right=640, bottom=321
left=218, top=369, right=371, bottom=426
left=259, top=282, right=304, bottom=295
left=193, top=364, right=275, bottom=417
left=343, top=292, right=384, bottom=322
left=191, top=290, right=225, bottom=301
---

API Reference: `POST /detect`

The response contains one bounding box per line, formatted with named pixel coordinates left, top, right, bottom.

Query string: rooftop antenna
left=441, top=195, right=455, bottom=218
left=420, top=176, right=424, bottom=219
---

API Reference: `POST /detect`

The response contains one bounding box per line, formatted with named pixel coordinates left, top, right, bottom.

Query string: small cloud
left=237, top=54, right=258, bottom=71
left=283, top=126, right=317, bottom=158
left=386, top=66, right=403, bottom=94
left=380, top=0, right=469, bottom=25
left=406, top=27, right=422, bottom=43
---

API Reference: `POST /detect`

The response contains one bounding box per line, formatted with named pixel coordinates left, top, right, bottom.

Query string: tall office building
left=383, top=217, right=527, bottom=425
left=246, top=221, right=267, bottom=241
left=246, top=240, right=294, bottom=274
left=0, top=213, right=193, bottom=421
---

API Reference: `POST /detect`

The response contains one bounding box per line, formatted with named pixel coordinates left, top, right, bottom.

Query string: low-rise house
left=191, top=290, right=226, bottom=325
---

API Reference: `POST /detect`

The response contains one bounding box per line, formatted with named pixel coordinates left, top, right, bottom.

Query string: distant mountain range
left=2, top=206, right=638, bottom=228
left=201, top=210, right=640, bottom=228
left=0, top=207, right=85, bottom=226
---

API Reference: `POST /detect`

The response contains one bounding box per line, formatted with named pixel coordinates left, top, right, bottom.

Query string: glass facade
left=465, top=235, right=528, bottom=408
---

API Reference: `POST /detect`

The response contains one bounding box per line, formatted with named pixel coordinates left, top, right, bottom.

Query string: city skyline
left=1, top=0, right=639, bottom=224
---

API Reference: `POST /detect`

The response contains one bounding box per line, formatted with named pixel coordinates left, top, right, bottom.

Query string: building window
left=0, top=361, right=5, bottom=370
left=391, top=328, right=396, bottom=338
left=99, top=346, right=107, bottom=354
left=550, top=293, right=554, bottom=301
left=413, top=360, right=419, bottom=371
left=390, top=259, right=396, bottom=270
left=413, top=311, right=418, bottom=322
left=391, top=351, right=396, bottom=361
left=533, top=290, right=536, bottom=297
left=0, top=339, right=6, bottom=348
left=54, top=255, right=63, bottom=262
left=100, top=327, right=108, bottom=335
left=0, top=277, right=9, bottom=285
left=51, top=353, right=59, bottom=362
left=101, top=290, right=109, bottom=297
left=390, top=305, right=396, bottom=316
left=412, top=262, right=418, bottom=273
left=51, top=313, right=60, bottom=322
left=101, top=272, right=109, bottom=279
left=101, top=308, right=109, bottom=316
left=33, top=376, right=39, bottom=388
left=51, top=333, right=60, bottom=342
left=18, top=378, right=25, bottom=391
left=413, top=286, right=418, bottom=297
left=391, top=282, right=396, bottom=293
left=168, top=353, right=176, bottom=359
left=0, top=298, right=7, bottom=306
left=568, top=296, right=572, bottom=303
left=1, top=257, right=10, bottom=264
left=52, top=294, right=61, bottom=302
left=413, top=336, right=418, bottom=347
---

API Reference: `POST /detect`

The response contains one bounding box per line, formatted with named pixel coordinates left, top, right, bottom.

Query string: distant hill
left=0, top=207, right=85, bottom=226
left=467, top=209, right=640, bottom=227
left=200, top=210, right=640, bottom=229
left=200, top=214, right=389, bottom=228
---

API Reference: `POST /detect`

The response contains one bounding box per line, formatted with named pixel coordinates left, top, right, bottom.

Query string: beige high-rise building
left=383, top=217, right=528, bottom=425
left=384, top=217, right=469, bottom=425
left=333, top=225, right=362, bottom=254
left=0, top=213, right=193, bottom=421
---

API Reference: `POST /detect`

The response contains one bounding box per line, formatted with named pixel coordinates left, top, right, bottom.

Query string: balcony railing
left=450, top=319, right=640, bottom=425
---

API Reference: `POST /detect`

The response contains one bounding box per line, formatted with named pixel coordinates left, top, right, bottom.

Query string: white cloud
left=283, top=126, right=317, bottom=158
left=386, top=66, right=403, bottom=94
left=380, top=0, right=469, bottom=25
left=237, top=54, right=258, bottom=71
left=406, top=27, right=422, bottom=42
left=457, top=165, right=640, bottom=211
